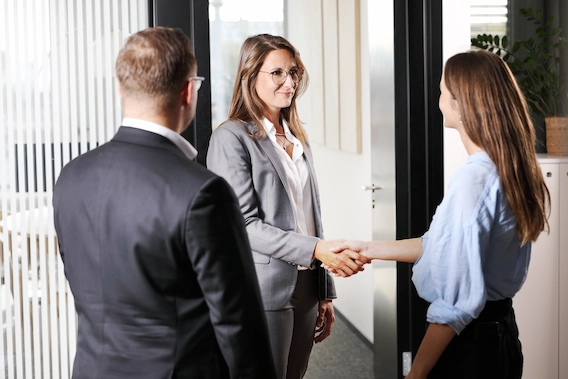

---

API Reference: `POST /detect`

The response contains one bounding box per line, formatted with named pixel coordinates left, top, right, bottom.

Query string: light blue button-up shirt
left=412, top=152, right=531, bottom=335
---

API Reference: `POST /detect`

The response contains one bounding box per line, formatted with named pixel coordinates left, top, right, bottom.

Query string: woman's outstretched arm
left=329, top=238, right=423, bottom=263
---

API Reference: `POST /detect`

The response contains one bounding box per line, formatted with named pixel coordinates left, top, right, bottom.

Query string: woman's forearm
left=364, top=237, right=423, bottom=262
left=407, top=323, right=456, bottom=378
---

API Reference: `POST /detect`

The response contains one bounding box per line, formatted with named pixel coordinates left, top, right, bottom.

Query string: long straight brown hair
left=444, top=49, right=550, bottom=244
left=224, top=34, right=310, bottom=144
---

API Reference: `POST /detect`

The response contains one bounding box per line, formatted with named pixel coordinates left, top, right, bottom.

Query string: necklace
left=275, top=132, right=290, bottom=150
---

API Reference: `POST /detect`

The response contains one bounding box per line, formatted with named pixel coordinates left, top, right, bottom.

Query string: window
left=208, top=0, right=284, bottom=129
left=470, top=0, right=508, bottom=39
left=0, top=1, right=148, bottom=377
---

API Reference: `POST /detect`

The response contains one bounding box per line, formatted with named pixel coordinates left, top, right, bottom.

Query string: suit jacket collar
left=112, top=126, right=190, bottom=161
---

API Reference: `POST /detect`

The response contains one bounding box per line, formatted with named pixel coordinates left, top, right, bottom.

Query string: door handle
left=361, top=184, right=383, bottom=192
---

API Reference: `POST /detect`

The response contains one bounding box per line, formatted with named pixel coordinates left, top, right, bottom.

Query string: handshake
left=314, top=240, right=372, bottom=278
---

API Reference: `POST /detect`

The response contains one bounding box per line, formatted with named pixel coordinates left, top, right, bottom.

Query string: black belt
left=460, top=298, right=513, bottom=339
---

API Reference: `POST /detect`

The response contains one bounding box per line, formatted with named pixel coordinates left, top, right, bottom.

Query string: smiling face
left=255, top=49, right=297, bottom=122
left=439, top=72, right=461, bottom=129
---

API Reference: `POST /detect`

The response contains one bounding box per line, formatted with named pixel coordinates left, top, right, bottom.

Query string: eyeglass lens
left=271, top=69, right=301, bottom=85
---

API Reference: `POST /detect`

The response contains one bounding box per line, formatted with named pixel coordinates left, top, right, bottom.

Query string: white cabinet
left=514, top=155, right=568, bottom=379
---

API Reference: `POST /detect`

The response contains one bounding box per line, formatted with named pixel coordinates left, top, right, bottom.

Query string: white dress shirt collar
left=261, top=118, right=304, bottom=160
left=122, top=117, right=198, bottom=160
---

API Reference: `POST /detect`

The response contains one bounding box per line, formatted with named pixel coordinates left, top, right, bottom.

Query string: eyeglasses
left=189, top=76, right=205, bottom=91
left=258, top=68, right=302, bottom=85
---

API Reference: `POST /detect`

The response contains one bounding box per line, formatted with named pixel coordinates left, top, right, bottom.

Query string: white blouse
left=262, top=118, right=316, bottom=269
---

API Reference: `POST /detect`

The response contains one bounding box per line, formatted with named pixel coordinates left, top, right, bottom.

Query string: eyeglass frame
left=188, top=76, right=205, bottom=91
left=258, top=68, right=303, bottom=85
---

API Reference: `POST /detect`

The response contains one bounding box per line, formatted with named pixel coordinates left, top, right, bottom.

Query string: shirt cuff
left=426, top=298, right=474, bottom=335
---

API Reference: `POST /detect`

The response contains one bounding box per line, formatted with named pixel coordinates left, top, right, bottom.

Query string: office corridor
left=305, top=312, right=374, bottom=379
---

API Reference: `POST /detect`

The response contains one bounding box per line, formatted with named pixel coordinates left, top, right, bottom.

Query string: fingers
left=314, top=303, right=335, bottom=343
left=329, top=244, right=348, bottom=254
left=314, top=324, right=331, bottom=343
left=329, top=240, right=363, bottom=254
left=316, top=307, right=325, bottom=328
left=340, top=249, right=372, bottom=265
left=333, top=251, right=364, bottom=273
left=327, top=250, right=368, bottom=277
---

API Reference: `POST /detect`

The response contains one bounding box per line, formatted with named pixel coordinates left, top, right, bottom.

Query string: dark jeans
left=428, top=298, right=523, bottom=379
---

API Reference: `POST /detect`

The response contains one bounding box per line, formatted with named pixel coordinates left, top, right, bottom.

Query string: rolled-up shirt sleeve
left=423, top=221, right=488, bottom=334
left=413, top=159, right=498, bottom=335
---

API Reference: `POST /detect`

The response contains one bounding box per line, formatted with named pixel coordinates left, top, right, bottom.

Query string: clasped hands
left=314, top=240, right=371, bottom=278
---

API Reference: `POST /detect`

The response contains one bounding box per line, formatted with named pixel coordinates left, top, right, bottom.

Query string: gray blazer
left=207, top=120, right=336, bottom=311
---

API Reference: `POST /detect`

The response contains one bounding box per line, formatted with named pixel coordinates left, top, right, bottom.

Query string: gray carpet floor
left=304, top=311, right=374, bottom=379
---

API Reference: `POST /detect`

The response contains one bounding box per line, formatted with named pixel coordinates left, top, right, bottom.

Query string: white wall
left=286, top=0, right=374, bottom=343
left=286, top=0, right=472, bottom=343
left=442, top=0, right=471, bottom=186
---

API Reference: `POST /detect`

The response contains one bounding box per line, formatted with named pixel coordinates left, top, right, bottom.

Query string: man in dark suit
left=53, top=27, right=276, bottom=379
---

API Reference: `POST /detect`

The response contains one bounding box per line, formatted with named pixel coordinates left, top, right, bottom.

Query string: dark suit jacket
left=53, top=126, right=276, bottom=379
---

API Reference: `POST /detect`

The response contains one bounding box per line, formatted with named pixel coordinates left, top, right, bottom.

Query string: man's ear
left=181, top=80, right=193, bottom=106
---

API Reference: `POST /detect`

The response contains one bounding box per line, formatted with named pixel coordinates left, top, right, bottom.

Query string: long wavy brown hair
left=224, top=34, right=310, bottom=144
left=444, top=49, right=550, bottom=244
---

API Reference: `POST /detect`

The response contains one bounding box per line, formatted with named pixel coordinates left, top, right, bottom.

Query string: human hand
left=313, top=240, right=371, bottom=277
left=314, top=300, right=335, bottom=343
left=321, top=240, right=372, bottom=276
left=329, top=240, right=371, bottom=257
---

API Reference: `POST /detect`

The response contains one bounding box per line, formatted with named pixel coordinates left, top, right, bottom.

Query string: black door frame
left=393, top=0, right=444, bottom=376
left=149, top=0, right=212, bottom=166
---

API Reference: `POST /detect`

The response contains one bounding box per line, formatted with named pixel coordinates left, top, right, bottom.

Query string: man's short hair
left=116, top=27, right=196, bottom=105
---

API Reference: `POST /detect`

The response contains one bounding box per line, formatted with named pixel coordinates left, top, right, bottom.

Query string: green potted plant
left=471, top=7, right=568, bottom=156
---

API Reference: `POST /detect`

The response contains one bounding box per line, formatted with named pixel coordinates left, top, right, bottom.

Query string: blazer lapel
left=302, top=144, right=324, bottom=238
left=245, top=122, right=296, bottom=216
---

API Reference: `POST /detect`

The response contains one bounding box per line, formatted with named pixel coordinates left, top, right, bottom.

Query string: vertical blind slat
left=1, top=2, right=148, bottom=377
left=13, top=0, right=26, bottom=374
left=26, top=0, right=44, bottom=374
left=49, top=1, right=62, bottom=377
left=0, top=1, right=12, bottom=376
left=41, top=1, right=55, bottom=378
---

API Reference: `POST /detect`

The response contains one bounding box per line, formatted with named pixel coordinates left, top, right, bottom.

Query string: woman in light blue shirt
left=329, top=50, right=550, bottom=378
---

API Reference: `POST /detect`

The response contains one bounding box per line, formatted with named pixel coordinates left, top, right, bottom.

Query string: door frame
left=372, top=0, right=444, bottom=378
left=150, top=0, right=212, bottom=165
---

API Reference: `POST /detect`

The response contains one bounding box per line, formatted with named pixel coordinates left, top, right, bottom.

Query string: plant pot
left=545, top=116, right=568, bottom=156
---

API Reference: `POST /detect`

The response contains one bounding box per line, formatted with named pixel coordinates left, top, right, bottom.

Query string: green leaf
left=502, top=36, right=508, bottom=49
left=494, top=35, right=500, bottom=46
left=551, top=27, right=562, bottom=36
left=520, top=7, right=533, bottom=17
left=546, top=17, right=554, bottom=27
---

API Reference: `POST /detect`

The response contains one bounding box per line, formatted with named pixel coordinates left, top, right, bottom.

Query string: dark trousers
left=264, top=269, right=319, bottom=379
left=428, top=298, right=523, bottom=379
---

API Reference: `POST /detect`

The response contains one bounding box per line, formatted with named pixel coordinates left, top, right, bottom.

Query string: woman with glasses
left=207, top=34, right=369, bottom=378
